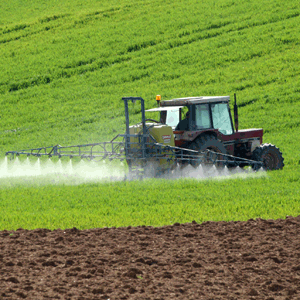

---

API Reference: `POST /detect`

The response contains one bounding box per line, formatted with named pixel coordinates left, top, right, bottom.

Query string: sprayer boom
left=6, top=139, right=124, bottom=161
left=5, top=136, right=263, bottom=176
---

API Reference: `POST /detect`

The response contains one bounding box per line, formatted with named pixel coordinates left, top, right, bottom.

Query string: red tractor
left=5, top=95, right=283, bottom=180
left=146, top=94, right=284, bottom=170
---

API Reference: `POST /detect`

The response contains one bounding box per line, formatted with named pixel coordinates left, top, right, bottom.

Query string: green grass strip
left=0, top=167, right=299, bottom=230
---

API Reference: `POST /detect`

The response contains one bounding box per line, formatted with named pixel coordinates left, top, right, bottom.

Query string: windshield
left=211, top=103, right=233, bottom=135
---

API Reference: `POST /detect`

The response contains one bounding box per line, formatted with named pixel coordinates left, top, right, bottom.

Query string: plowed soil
left=1, top=216, right=300, bottom=300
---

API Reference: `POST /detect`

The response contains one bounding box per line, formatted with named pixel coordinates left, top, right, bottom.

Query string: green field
left=0, top=169, right=299, bottom=230
left=0, top=0, right=300, bottom=230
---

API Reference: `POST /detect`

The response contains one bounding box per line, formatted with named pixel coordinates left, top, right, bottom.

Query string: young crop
left=0, top=169, right=299, bottom=230
left=0, top=0, right=299, bottom=230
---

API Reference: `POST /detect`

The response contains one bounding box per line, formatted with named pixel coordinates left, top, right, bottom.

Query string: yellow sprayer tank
left=129, top=123, right=175, bottom=174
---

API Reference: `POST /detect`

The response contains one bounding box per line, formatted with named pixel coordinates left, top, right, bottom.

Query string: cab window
left=165, top=108, right=180, bottom=128
left=211, top=103, right=233, bottom=135
left=195, top=104, right=211, bottom=129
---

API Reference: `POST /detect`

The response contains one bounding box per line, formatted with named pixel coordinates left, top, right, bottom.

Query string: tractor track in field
left=1, top=216, right=300, bottom=299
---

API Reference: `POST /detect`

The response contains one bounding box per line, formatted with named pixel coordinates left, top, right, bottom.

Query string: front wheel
left=252, top=144, right=284, bottom=171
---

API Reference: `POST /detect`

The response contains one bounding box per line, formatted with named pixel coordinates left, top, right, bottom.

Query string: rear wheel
left=187, top=134, right=227, bottom=167
left=252, top=144, right=284, bottom=170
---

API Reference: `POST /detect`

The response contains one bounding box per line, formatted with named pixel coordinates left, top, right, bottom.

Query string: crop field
left=0, top=0, right=300, bottom=231
left=0, top=167, right=299, bottom=230
left=0, top=1, right=300, bottom=229
left=1, top=0, right=300, bottom=298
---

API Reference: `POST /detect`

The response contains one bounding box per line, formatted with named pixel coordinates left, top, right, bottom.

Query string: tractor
left=146, top=94, right=284, bottom=171
left=5, top=95, right=283, bottom=179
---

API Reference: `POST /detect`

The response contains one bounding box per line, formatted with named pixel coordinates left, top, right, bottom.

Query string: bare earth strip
left=1, top=216, right=300, bottom=299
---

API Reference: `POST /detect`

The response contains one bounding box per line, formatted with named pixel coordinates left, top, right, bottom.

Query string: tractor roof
left=160, top=96, right=230, bottom=107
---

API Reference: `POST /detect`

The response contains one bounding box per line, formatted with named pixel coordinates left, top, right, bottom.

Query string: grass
left=0, top=168, right=299, bottom=230
left=0, top=0, right=299, bottom=230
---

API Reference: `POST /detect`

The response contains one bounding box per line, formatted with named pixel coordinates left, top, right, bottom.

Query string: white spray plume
left=158, top=163, right=266, bottom=181
left=0, top=156, right=126, bottom=186
left=0, top=156, right=266, bottom=187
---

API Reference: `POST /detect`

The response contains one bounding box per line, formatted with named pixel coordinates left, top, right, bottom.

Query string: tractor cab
left=146, top=96, right=235, bottom=137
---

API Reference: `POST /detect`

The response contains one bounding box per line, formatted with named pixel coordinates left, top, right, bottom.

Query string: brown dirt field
left=1, top=216, right=300, bottom=300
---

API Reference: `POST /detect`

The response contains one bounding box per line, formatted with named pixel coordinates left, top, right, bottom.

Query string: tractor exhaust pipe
left=234, top=93, right=239, bottom=132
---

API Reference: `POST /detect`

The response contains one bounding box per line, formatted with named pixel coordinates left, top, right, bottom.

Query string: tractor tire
left=188, top=134, right=227, bottom=167
left=252, top=143, right=284, bottom=171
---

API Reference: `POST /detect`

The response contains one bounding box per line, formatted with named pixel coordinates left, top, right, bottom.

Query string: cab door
left=210, top=102, right=234, bottom=135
